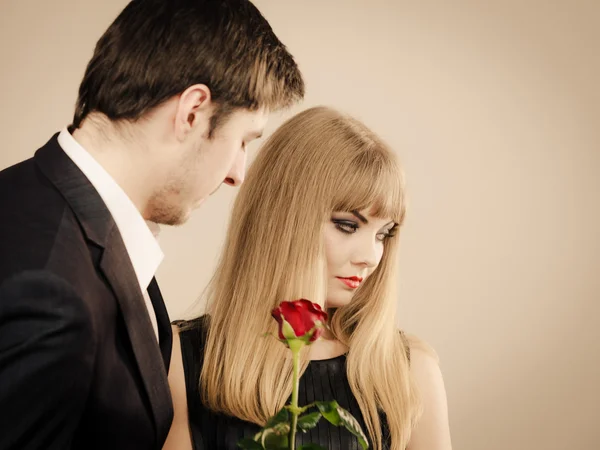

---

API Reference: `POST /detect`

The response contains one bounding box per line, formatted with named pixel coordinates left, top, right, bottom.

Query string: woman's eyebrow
left=351, top=210, right=369, bottom=224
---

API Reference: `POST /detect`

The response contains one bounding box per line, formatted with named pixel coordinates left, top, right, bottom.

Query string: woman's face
left=323, top=208, right=397, bottom=308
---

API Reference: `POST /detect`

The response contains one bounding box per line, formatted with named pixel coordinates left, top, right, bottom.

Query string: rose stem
left=288, top=340, right=303, bottom=450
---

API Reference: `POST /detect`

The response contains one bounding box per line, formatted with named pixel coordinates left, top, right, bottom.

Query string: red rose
left=271, top=299, right=328, bottom=344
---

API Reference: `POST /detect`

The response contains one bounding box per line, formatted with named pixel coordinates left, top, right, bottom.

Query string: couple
left=0, top=1, right=451, bottom=450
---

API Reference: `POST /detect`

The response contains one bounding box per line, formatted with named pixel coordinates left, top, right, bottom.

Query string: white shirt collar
left=57, top=128, right=164, bottom=292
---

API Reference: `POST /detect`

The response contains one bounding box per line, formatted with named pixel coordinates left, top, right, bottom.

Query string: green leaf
left=272, top=422, right=291, bottom=435
left=263, top=434, right=288, bottom=450
left=298, top=445, right=327, bottom=450
left=266, top=407, right=289, bottom=428
left=315, top=400, right=342, bottom=426
left=336, top=406, right=370, bottom=449
left=315, top=401, right=369, bottom=449
left=261, top=422, right=290, bottom=450
left=237, top=438, right=264, bottom=449
left=297, top=412, right=322, bottom=432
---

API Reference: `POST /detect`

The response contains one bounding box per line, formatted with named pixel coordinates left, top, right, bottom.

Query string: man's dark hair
left=73, top=0, right=304, bottom=134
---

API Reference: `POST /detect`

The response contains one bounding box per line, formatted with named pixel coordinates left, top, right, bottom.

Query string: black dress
left=176, top=317, right=395, bottom=450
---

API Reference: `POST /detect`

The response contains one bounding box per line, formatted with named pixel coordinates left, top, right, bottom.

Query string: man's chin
left=147, top=207, right=188, bottom=227
left=146, top=195, right=208, bottom=226
left=168, top=201, right=203, bottom=226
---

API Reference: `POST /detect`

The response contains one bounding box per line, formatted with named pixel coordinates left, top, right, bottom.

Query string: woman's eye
left=377, top=228, right=397, bottom=242
left=333, top=220, right=358, bottom=234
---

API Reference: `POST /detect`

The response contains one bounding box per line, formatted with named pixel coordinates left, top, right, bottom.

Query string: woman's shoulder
left=397, top=332, right=452, bottom=448
left=172, top=314, right=211, bottom=356
left=398, top=330, right=440, bottom=365
left=169, top=315, right=211, bottom=394
left=173, top=314, right=210, bottom=335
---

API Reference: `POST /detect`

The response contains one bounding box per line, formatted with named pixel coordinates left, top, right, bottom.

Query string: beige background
left=1, top=1, right=599, bottom=449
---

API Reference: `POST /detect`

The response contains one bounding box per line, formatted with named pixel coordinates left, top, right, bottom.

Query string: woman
left=164, top=107, right=452, bottom=450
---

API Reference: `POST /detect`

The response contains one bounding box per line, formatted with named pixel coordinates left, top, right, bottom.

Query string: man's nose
left=224, top=151, right=247, bottom=187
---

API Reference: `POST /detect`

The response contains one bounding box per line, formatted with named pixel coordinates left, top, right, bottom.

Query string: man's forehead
left=246, top=109, right=269, bottom=135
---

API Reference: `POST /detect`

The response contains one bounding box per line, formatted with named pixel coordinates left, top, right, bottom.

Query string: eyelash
left=332, top=220, right=396, bottom=241
left=333, top=220, right=358, bottom=234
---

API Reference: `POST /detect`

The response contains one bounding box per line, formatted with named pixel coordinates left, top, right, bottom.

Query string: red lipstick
left=336, top=276, right=363, bottom=289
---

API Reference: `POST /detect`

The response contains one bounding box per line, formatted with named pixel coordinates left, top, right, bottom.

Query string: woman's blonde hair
left=199, top=106, right=420, bottom=449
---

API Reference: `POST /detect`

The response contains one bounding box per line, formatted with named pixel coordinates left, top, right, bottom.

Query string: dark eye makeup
left=332, top=219, right=359, bottom=234
left=331, top=218, right=397, bottom=241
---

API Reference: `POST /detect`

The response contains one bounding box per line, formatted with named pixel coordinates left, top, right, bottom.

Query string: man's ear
left=173, top=84, right=212, bottom=141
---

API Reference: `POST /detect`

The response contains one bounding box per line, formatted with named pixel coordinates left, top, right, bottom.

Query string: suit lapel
left=35, top=135, right=174, bottom=443
left=100, top=227, right=173, bottom=444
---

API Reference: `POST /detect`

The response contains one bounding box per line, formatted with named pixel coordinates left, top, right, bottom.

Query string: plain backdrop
left=1, top=1, right=599, bottom=449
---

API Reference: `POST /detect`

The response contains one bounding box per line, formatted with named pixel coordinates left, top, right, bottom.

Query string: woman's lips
left=336, top=276, right=363, bottom=289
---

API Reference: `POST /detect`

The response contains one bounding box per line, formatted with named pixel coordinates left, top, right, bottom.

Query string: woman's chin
left=325, top=293, right=354, bottom=309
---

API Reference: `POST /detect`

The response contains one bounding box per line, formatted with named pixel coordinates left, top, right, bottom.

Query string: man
left=0, top=0, right=304, bottom=449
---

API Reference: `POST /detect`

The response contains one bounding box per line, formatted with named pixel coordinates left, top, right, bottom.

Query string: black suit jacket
left=0, top=135, right=174, bottom=449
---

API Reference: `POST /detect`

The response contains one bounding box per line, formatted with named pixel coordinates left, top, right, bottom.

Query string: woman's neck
left=307, top=336, right=348, bottom=361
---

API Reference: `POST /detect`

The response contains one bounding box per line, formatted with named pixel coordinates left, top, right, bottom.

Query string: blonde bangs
left=331, top=142, right=406, bottom=225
